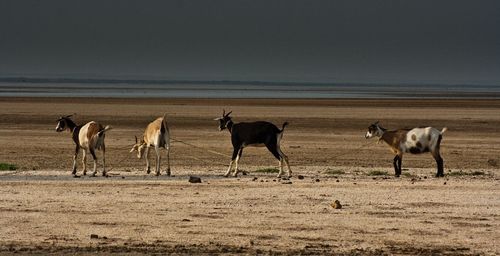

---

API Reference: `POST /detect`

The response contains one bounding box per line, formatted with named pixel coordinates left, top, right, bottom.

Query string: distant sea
left=0, top=78, right=499, bottom=98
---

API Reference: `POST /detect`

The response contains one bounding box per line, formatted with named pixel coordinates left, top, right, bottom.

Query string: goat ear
left=214, top=117, right=221, bottom=121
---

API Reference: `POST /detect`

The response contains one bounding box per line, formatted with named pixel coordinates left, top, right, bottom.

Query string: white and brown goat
left=130, top=114, right=171, bottom=176
left=215, top=110, right=291, bottom=178
left=55, top=115, right=112, bottom=177
left=365, top=122, right=447, bottom=177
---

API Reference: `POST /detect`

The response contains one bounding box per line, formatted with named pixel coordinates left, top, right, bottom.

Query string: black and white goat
left=55, top=115, right=112, bottom=177
left=215, top=110, right=291, bottom=178
left=130, top=114, right=171, bottom=176
left=365, top=122, right=447, bottom=177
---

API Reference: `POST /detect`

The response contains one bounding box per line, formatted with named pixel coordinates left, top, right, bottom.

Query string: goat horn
left=374, top=121, right=379, bottom=125
left=222, top=109, right=225, bottom=116
left=135, top=136, right=138, bottom=143
left=226, top=111, right=232, bottom=116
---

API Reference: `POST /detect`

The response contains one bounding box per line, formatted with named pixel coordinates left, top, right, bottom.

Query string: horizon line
left=0, top=76, right=498, bottom=88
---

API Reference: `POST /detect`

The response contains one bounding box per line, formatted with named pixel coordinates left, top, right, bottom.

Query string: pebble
left=331, top=200, right=342, bottom=209
left=188, top=176, right=202, bottom=183
left=90, top=234, right=99, bottom=239
left=297, top=175, right=305, bottom=180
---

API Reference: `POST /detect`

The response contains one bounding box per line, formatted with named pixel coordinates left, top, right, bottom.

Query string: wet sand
left=0, top=97, right=499, bottom=255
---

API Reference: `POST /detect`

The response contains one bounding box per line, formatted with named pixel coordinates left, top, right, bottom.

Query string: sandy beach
left=0, top=97, right=498, bottom=255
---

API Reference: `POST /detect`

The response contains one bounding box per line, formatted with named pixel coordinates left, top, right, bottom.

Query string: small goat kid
left=365, top=122, right=447, bottom=177
left=55, top=115, right=112, bottom=177
left=215, top=110, right=291, bottom=178
left=130, top=114, right=171, bottom=176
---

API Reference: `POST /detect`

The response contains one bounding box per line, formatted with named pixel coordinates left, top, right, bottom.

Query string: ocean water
left=1, top=82, right=499, bottom=98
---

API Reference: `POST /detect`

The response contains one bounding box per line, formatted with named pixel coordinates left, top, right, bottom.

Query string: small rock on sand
left=331, top=200, right=342, bottom=209
left=90, top=234, right=99, bottom=239
left=297, top=175, right=304, bottom=180
left=189, top=176, right=202, bottom=183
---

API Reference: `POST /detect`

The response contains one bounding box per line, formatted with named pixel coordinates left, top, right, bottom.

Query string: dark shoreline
left=1, top=96, right=500, bottom=108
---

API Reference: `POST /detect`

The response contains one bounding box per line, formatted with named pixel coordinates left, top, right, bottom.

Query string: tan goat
left=130, top=114, right=171, bottom=176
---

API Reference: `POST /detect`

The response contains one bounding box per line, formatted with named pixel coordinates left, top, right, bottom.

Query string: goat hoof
left=73, top=175, right=80, bottom=178
left=146, top=170, right=151, bottom=174
left=155, top=172, right=160, bottom=176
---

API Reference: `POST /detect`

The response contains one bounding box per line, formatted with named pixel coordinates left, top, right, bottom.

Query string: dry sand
left=0, top=97, right=498, bottom=255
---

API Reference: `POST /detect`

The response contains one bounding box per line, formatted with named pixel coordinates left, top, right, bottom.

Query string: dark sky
left=1, top=1, right=499, bottom=84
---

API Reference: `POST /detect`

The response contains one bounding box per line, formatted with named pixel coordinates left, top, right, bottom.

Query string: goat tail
left=280, top=122, right=289, bottom=133
left=98, top=125, right=113, bottom=137
left=93, top=125, right=111, bottom=150
left=440, top=127, right=448, bottom=134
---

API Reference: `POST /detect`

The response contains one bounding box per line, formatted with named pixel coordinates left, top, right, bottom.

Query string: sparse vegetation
left=0, top=163, right=17, bottom=171
left=325, top=169, right=345, bottom=175
left=367, top=170, right=388, bottom=176
left=448, top=170, right=487, bottom=176
left=254, top=168, right=280, bottom=174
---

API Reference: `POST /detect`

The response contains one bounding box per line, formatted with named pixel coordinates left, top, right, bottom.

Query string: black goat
left=215, top=110, right=291, bottom=177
